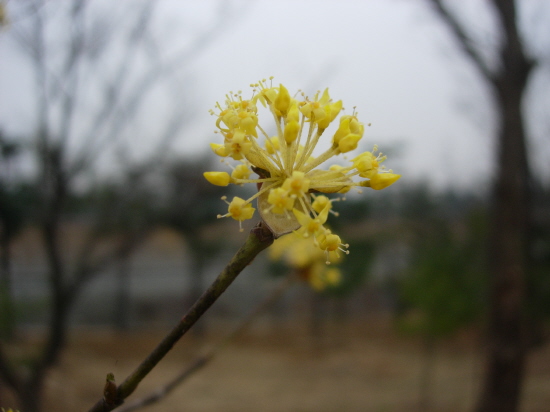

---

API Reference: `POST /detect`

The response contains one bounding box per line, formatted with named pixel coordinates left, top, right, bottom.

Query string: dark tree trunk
left=477, top=98, right=530, bottom=412
left=427, top=1, right=537, bottom=409
left=13, top=147, right=74, bottom=412
left=0, top=230, right=16, bottom=340
left=476, top=2, right=534, bottom=410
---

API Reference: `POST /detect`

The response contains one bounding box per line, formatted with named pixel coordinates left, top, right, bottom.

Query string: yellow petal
left=333, top=117, right=351, bottom=144
left=231, top=164, right=251, bottom=180
left=228, top=197, right=255, bottom=221
left=209, top=143, right=228, bottom=157
left=338, top=133, right=361, bottom=153
left=292, top=208, right=311, bottom=227
left=287, top=102, right=300, bottom=123
left=312, top=195, right=330, bottom=214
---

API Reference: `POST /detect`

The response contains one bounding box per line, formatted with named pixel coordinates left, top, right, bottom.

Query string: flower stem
left=88, top=222, right=274, bottom=412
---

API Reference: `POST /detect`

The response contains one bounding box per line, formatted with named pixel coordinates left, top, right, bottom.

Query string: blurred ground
left=3, top=316, right=549, bottom=412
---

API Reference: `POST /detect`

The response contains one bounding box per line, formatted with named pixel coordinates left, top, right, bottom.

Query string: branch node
left=103, top=373, right=122, bottom=408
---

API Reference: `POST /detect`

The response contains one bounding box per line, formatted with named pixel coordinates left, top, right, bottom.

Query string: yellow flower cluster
left=204, top=78, right=400, bottom=261
left=269, top=232, right=342, bottom=291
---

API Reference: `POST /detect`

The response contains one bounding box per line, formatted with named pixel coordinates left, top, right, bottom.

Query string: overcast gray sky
left=1, top=0, right=548, bottom=189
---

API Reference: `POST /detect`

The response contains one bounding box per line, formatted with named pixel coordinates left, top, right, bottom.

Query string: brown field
left=3, top=316, right=550, bottom=412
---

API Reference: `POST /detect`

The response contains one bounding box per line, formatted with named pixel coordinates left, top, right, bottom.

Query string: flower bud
left=274, top=84, right=291, bottom=116
left=332, top=117, right=351, bottom=144
left=203, top=171, right=231, bottom=186
left=338, top=133, right=361, bottom=153
left=362, top=173, right=401, bottom=190
left=284, top=120, right=300, bottom=144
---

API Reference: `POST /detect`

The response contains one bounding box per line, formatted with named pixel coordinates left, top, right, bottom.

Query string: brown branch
left=87, top=222, right=275, bottom=412
left=56, top=0, right=88, bottom=149
left=116, top=275, right=295, bottom=412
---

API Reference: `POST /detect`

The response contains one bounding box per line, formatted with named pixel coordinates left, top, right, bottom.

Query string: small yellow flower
left=269, top=232, right=343, bottom=289
left=225, top=130, right=252, bottom=160
left=311, top=195, right=338, bottom=215
left=205, top=78, right=400, bottom=255
left=267, top=187, right=295, bottom=214
left=231, top=164, right=251, bottom=180
left=309, top=265, right=342, bottom=291
left=319, top=232, right=342, bottom=252
left=292, top=204, right=329, bottom=239
left=282, top=171, right=310, bottom=198
left=217, top=196, right=256, bottom=231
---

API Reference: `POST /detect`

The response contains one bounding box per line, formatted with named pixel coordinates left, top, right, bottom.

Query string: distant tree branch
left=71, top=2, right=159, bottom=172
left=489, top=0, right=537, bottom=81
left=57, top=0, right=87, bottom=149
left=428, top=0, right=495, bottom=82
left=68, top=226, right=153, bottom=300
left=73, top=0, right=246, bottom=176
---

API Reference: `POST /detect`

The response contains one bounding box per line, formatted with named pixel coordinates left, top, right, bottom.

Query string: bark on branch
left=117, top=275, right=293, bottom=412
left=87, top=222, right=275, bottom=412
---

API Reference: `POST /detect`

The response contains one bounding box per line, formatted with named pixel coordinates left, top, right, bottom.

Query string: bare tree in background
left=0, top=1, right=238, bottom=411
left=0, top=131, right=25, bottom=341
left=426, top=1, right=548, bottom=411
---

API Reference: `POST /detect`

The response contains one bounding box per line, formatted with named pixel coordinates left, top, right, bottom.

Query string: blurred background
left=0, top=1, right=549, bottom=411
